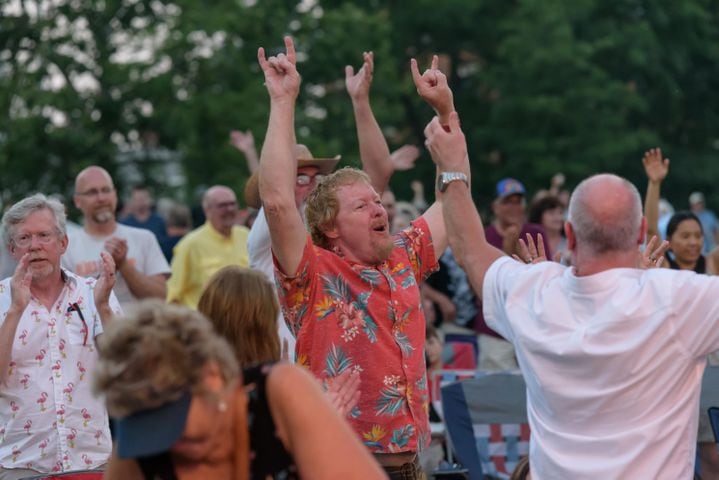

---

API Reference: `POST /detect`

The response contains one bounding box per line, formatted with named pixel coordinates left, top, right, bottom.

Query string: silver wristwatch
left=437, top=171, right=469, bottom=192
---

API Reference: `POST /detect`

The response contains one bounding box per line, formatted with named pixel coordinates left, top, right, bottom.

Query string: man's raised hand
left=411, top=55, right=454, bottom=122
left=423, top=112, right=468, bottom=174
left=257, top=36, right=301, bottom=101
left=642, top=148, right=670, bottom=184
left=345, top=51, right=374, bottom=102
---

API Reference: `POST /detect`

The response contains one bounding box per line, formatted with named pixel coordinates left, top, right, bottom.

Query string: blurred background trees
left=2, top=0, right=719, bottom=215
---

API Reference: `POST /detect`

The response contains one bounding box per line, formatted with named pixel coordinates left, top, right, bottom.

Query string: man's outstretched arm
left=346, top=51, right=393, bottom=194
left=257, top=36, right=307, bottom=276
left=424, top=112, right=504, bottom=298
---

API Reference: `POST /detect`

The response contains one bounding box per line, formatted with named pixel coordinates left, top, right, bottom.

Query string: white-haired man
left=424, top=111, right=719, bottom=478
left=0, top=194, right=121, bottom=479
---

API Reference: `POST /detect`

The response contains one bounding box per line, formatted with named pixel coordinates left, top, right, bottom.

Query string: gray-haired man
left=0, top=194, right=121, bottom=479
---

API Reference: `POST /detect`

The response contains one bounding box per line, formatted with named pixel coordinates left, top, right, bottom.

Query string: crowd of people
left=1, top=35, right=719, bottom=480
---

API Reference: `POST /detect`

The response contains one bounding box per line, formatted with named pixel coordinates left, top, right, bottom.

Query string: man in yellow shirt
left=167, top=185, right=249, bottom=308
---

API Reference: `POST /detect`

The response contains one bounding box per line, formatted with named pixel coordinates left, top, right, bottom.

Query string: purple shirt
left=476, top=223, right=550, bottom=338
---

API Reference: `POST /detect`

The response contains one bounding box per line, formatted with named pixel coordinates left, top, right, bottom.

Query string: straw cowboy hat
left=243, top=144, right=341, bottom=209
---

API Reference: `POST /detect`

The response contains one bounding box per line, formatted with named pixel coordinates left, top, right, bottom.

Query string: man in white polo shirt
left=424, top=111, right=719, bottom=479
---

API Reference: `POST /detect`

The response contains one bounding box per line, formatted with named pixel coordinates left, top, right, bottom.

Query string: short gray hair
left=567, top=174, right=642, bottom=255
left=93, top=300, right=239, bottom=417
left=1, top=193, right=67, bottom=247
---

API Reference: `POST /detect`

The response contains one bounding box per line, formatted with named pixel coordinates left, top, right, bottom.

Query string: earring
left=217, top=400, right=227, bottom=412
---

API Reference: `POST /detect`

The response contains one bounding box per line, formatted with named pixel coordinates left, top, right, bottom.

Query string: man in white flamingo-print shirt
left=0, top=194, right=121, bottom=480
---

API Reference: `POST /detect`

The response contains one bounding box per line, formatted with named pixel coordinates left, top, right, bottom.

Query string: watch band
left=437, top=172, right=469, bottom=192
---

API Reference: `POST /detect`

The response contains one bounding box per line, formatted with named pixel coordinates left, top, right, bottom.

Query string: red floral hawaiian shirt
left=275, top=218, right=438, bottom=453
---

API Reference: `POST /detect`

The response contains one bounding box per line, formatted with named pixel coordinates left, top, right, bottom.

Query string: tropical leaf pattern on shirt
left=394, top=331, right=415, bottom=356
left=321, top=274, right=352, bottom=303
left=375, top=385, right=407, bottom=416
left=352, top=291, right=378, bottom=342
left=389, top=425, right=416, bottom=451
left=359, top=268, right=381, bottom=287
left=323, top=343, right=352, bottom=377
left=401, top=274, right=417, bottom=289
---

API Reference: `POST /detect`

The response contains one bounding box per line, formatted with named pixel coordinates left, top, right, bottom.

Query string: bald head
left=75, top=166, right=113, bottom=192
left=202, top=185, right=238, bottom=236
left=73, top=166, right=117, bottom=227
left=567, top=174, right=643, bottom=255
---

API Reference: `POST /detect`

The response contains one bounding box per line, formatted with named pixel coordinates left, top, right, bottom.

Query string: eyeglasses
left=296, top=173, right=325, bottom=186
left=67, top=302, right=89, bottom=346
left=13, top=231, right=59, bottom=248
left=75, top=187, right=114, bottom=197
left=212, top=201, right=237, bottom=210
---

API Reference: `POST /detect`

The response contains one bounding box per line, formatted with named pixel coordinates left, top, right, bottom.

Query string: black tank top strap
left=244, top=362, right=298, bottom=479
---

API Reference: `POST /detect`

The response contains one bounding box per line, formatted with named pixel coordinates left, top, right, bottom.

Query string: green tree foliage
left=2, top=0, right=719, bottom=211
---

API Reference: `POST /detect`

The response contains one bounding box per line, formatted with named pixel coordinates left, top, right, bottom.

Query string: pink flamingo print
left=56, top=404, right=66, bottom=424
left=66, top=428, right=77, bottom=449
left=81, top=408, right=92, bottom=427
left=77, top=361, right=86, bottom=381
left=47, top=318, right=56, bottom=336
left=94, top=429, right=103, bottom=445
left=34, top=349, right=46, bottom=366
left=52, top=461, right=62, bottom=472
left=11, top=446, right=21, bottom=462
left=38, top=438, right=48, bottom=458
left=19, top=374, right=29, bottom=389
left=82, top=454, right=93, bottom=467
left=51, top=360, right=61, bottom=378
left=18, top=330, right=28, bottom=346
left=36, top=391, right=48, bottom=412
left=10, top=401, right=19, bottom=418
left=7, top=360, right=16, bottom=377
left=31, top=310, right=40, bottom=322
left=63, top=382, right=74, bottom=403
left=23, top=419, right=32, bottom=435
left=58, top=338, right=67, bottom=358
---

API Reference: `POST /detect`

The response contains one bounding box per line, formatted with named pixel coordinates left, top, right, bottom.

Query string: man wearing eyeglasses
left=166, top=186, right=251, bottom=308
left=63, top=166, right=170, bottom=310
left=0, top=193, right=121, bottom=479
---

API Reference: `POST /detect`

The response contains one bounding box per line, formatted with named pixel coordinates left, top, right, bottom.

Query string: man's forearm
left=441, top=182, right=503, bottom=299
left=259, top=100, right=298, bottom=211
left=0, top=307, right=22, bottom=385
left=352, top=98, right=392, bottom=193
left=118, top=264, right=167, bottom=299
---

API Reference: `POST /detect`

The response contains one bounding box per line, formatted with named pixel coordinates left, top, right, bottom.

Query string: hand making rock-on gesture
left=258, top=36, right=301, bottom=102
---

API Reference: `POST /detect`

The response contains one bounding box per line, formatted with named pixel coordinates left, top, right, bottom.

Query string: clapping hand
left=512, top=233, right=548, bottom=264
left=637, top=235, right=670, bottom=269
left=326, top=369, right=361, bottom=418
left=93, top=251, right=116, bottom=309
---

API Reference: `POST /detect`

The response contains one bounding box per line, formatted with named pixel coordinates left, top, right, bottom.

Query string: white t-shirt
left=248, top=207, right=296, bottom=362
left=483, top=256, right=719, bottom=480
left=62, top=224, right=170, bottom=309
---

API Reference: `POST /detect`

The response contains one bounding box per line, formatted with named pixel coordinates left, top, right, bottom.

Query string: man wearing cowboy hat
left=166, top=185, right=250, bottom=308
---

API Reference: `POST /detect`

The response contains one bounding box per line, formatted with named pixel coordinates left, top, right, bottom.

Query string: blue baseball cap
left=114, top=391, right=192, bottom=459
left=495, top=178, right=526, bottom=200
